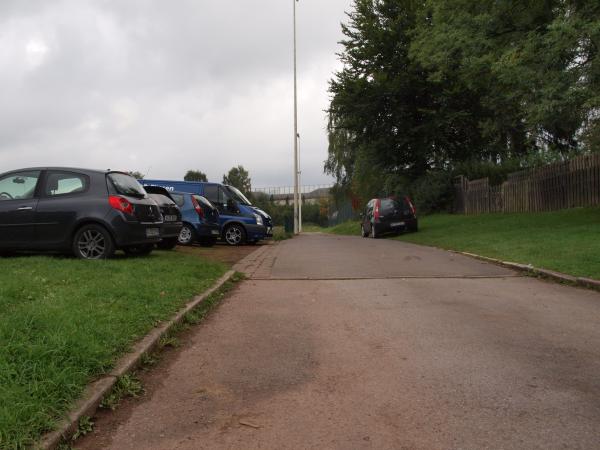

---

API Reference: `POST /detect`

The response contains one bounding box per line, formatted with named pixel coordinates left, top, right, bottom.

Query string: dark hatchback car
left=361, top=196, right=418, bottom=238
left=143, top=186, right=182, bottom=250
left=170, top=191, right=220, bottom=246
left=0, top=167, right=163, bottom=259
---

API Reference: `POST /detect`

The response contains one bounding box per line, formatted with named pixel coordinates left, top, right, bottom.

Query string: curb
left=454, top=251, right=600, bottom=291
left=39, top=270, right=236, bottom=450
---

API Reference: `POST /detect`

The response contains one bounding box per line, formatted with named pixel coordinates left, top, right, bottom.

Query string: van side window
left=204, top=185, right=219, bottom=204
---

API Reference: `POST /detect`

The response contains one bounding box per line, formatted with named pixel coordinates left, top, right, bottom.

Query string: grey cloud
left=0, top=0, right=353, bottom=186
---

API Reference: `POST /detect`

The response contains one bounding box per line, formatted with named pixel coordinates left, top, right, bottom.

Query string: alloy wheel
left=178, top=226, right=193, bottom=245
left=77, top=229, right=106, bottom=259
left=225, top=225, right=243, bottom=245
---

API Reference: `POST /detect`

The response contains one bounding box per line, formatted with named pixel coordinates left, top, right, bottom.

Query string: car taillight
left=109, top=195, right=134, bottom=215
left=405, top=196, right=416, bottom=216
left=374, top=199, right=380, bottom=220
left=191, top=196, right=205, bottom=219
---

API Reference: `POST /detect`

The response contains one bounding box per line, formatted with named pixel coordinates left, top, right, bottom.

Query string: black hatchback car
left=144, top=186, right=183, bottom=250
left=361, top=196, right=418, bottom=238
left=0, top=167, right=163, bottom=259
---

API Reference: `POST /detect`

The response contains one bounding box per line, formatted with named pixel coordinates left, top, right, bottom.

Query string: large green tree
left=326, top=0, right=600, bottom=205
left=184, top=170, right=208, bottom=182
left=223, top=166, right=251, bottom=195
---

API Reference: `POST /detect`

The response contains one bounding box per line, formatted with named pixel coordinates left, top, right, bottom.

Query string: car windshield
left=108, top=173, right=147, bottom=198
left=225, top=185, right=252, bottom=206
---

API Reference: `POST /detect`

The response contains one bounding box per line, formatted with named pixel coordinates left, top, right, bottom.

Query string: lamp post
left=293, top=0, right=299, bottom=234
left=297, top=132, right=302, bottom=232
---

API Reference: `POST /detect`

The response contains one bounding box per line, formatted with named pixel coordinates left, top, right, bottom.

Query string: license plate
left=211, top=229, right=220, bottom=235
left=146, top=228, right=159, bottom=237
left=164, top=215, right=178, bottom=222
left=390, top=221, right=405, bottom=227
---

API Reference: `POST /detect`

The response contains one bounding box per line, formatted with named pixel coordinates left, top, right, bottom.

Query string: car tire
left=223, top=223, right=246, bottom=246
left=199, top=238, right=216, bottom=247
left=72, top=224, right=115, bottom=260
left=370, top=223, right=377, bottom=239
left=123, top=244, right=154, bottom=257
left=361, top=225, right=368, bottom=238
left=157, top=237, right=178, bottom=250
left=178, top=224, right=196, bottom=246
left=409, top=222, right=419, bottom=232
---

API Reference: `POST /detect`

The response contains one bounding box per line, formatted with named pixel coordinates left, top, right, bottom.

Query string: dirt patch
left=176, top=241, right=272, bottom=267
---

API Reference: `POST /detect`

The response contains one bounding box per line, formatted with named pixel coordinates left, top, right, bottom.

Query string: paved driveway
left=77, top=233, right=600, bottom=450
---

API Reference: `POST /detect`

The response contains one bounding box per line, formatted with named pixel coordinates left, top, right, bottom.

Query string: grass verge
left=321, top=208, right=600, bottom=279
left=0, top=251, right=227, bottom=449
left=272, top=226, right=293, bottom=241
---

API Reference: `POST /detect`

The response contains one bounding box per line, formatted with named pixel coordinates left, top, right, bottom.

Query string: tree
left=184, top=170, right=208, bottom=182
left=326, top=0, right=600, bottom=209
left=223, top=166, right=251, bottom=195
left=129, top=171, right=145, bottom=179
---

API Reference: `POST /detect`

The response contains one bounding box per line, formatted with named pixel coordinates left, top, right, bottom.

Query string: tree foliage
left=129, top=171, right=145, bottom=180
left=326, top=0, right=600, bottom=208
left=184, top=170, right=208, bottom=182
left=223, top=165, right=251, bottom=195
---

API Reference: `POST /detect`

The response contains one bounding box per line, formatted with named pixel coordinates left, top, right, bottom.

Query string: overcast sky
left=0, top=0, right=353, bottom=188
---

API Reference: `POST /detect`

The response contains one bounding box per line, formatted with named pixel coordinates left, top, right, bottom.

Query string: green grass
left=0, top=251, right=227, bottom=449
left=323, top=207, right=600, bottom=279
left=272, top=226, right=293, bottom=241
left=301, top=223, right=327, bottom=233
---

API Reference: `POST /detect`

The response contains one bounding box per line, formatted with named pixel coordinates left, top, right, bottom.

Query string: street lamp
left=293, top=0, right=299, bottom=235
left=297, top=132, right=302, bottom=232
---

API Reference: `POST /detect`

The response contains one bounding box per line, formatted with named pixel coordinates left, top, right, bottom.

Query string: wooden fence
left=454, top=153, right=600, bottom=214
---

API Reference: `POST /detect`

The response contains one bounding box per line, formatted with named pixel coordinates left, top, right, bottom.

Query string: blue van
left=140, top=180, right=273, bottom=245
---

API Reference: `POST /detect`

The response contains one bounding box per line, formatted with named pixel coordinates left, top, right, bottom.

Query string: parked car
left=361, top=196, right=418, bottom=238
left=143, top=186, right=183, bottom=250
left=140, top=179, right=273, bottom=245
left=169, top=191, right=220, bottom=247
left=0, top=167, right=163, bottom=259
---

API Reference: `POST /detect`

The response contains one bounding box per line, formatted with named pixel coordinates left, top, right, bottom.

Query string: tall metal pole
left=293, top=0, right=299, bottom=234
left=297, top=133, right=302, bottom=232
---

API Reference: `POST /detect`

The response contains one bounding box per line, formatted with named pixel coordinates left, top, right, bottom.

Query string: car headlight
left=254, top=214, right=264, bottom=226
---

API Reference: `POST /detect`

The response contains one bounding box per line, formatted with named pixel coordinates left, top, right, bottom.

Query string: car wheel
left=123, top=244, right=154, bottom=257
left=370, top=223, right=377, bottom=239
left=224, top=224, right=246, bottom=246
left=157, top=237, right=178, bottom=250
left=73, top=224, right=115, bottom=260
left=178, top=224, right=195, bottom=246
left=199, top=238, right=216, bottom=247
left=361, top=224, right=368, bottom=238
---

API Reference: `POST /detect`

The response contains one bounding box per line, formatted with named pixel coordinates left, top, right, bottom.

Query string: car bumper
left=161, top=221, right=182, bottom=239
left=374, top=217, right=417, bottom=234
left=245, top=223, right=268, bottom=241
left=193, top=222, right=221, bottom=238
left=111, top=218, right=163, bottom=247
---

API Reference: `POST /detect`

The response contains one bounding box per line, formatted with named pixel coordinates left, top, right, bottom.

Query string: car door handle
left=17, top=206, right=33, bottom=211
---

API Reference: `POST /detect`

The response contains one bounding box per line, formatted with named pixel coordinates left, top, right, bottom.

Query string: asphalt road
left=77, top=233, right=600, bottom=450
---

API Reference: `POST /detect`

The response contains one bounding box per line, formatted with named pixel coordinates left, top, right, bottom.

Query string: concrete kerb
left=454, top=250, right=599, bottom=291
left=38, top=270, right=236, bottom=450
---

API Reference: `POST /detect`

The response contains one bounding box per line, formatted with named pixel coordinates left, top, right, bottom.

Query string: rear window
left=107, top=173, right=147, bottom=198
left=149, top=193, right=174, bottom=206
left=380, top=198, right=401, bottom=215
left=170, top=193, right=185, bottom=207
